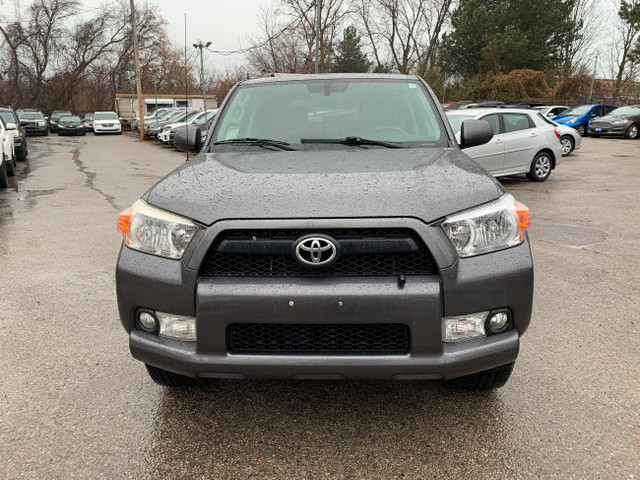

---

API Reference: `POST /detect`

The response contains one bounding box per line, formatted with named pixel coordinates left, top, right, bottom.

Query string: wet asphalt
left=0, top=134, right=638, bottom=479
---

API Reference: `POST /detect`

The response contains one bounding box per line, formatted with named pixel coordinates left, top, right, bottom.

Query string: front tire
left=448, top=363, right=514, bottom=391
left=145, top=364, right=200, bottom=387
left=577, top=124, right=586, bottom=136
left=527, top=151, right=553, bottom=182
left=0, top=159, right=8, bottom=188
left=560, top=136, right=574, bottom=156
left=6, top=156, right=16, bottom=177
left=625, top=123, right=638, bottom=139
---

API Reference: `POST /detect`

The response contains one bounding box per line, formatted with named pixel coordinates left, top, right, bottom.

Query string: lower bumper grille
left=228, top=323, right=410, bottom=355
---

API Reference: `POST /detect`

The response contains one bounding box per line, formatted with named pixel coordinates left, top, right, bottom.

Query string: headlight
left=615, top=119, right=630, bottom=125
left=441, top=194, right=530, bottom=257
left=567, top=118, right=577, bottom=124
left=118, top=199, right=198, bottom=259
left=12, top=130, right=20, bottom=138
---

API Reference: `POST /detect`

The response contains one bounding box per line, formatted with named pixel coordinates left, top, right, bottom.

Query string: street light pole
left=153, top=68, right=158, bottom=125
left=589, top=56, right=598, bottom=103
left=314, top=0, right=321, bottom=74
left=193, top=40, right=211, bottom=114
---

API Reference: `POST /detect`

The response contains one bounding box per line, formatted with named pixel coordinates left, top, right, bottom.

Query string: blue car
left=553, top=104, right=616, bottom=136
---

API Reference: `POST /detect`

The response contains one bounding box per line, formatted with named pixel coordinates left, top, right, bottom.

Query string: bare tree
left=560, top=0, right=602, bottom=78
left=246, top=0, right=350, bottom=74
left=355, top=0, right=453, bottom=74
left=609, top=0, right=640, bottom=101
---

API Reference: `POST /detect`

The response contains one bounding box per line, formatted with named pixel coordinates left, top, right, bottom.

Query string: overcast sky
left=18, top=0, right=626, bottom=78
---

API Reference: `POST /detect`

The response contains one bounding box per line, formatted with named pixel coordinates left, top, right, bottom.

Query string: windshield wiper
left=300, top=136, right=406, bottom=149
left=213, top=138, right=298, bottom=151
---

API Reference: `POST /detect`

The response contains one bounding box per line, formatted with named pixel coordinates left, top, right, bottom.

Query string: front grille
left=590, top=121, right=611, bottom=128
left=201, top=229, right=437, bottom=277
left=228, top=323, right=410, bottom=354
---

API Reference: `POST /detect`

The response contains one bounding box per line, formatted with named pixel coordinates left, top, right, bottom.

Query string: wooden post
left=130, top=0, right=145, bottom=139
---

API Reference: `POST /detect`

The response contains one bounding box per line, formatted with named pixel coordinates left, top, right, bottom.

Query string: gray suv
left=116, top=74, right=534, bottom=390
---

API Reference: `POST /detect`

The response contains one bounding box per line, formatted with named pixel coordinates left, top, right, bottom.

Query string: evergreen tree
left=332, top=26, right=372, bottom=73
left=440, top=0, right=576, bottom=78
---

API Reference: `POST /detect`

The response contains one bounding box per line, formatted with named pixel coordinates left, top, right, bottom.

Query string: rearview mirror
left=173, top=125, right=202, bottom=152
left=459, top=119, right=493, bottom=149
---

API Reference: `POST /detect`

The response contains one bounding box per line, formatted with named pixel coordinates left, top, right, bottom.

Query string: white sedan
left=0, top=118, right=16, bottom=187
left=93, top=111, right=122, bottom=135
left=446, top=108, right=563, bottom=181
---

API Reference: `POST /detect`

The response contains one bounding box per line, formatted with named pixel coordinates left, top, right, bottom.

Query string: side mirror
left=6, top=122, right=17, bottom=130
left=173, top=125, right=202, bottom=152
left=459, top=119, right=493, bottom=149
left=590, top=113, right=597, bottom=117
left=45, top=117, right=49, bottom=121
left=119, top=117, right=123, bottom=121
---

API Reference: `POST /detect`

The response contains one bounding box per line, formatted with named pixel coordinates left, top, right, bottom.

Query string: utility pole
left=130, top=0, right=145, bottom=139
left=589, top=56, right=598, bottom=103
left=193, top=40, right=211, bottom=114
left=314, top=0, right=321, bottom=74
left=152, top=68, right=158, bottom=125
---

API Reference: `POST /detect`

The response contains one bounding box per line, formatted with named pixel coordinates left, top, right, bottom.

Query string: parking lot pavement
left=0, top=134, right=638, bottom=479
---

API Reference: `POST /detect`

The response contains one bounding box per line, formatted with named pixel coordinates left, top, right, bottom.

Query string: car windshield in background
left=94, top=112, right=118, bottom=121
left=52, top=112, right=71, bottom=120
left=213, top=78, right=447, bottom=146
left=608, top=106, right=640, bottom=116
left=61, top=116, right=82, bottom=122
left=445, top=114, right=475, bottom=133
left=21, top=113, right=44, bottom=120
left=0, top=111, right=16, bottom=123
left=561, top=106, right=590, bottom=116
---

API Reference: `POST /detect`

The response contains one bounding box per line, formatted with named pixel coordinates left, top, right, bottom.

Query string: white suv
left=446, top=108, right=563, bottom=181
left=93, top=111, right=122, bottom=135
left=0, top=117, right=16, bottom=187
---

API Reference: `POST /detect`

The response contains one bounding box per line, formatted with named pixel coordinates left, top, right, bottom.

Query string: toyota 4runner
left=116, top=74, right=534, bottom=390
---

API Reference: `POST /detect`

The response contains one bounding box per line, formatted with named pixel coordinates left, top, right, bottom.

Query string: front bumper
left=94, top=124, right=121, bottom=133
left=58, top=127, right=85, bottom=135
left=116, top=219, right=533, bottom=381
left=588, top=125, right=627, bottom=136
left=158, top=130, right=171, bottom=143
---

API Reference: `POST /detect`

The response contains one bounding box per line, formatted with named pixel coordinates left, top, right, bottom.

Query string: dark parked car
left=0, top=106, right=28, bottom=161
left=83, top=113, right=94, bottom=130
left=588, top=105, right=640, bottom=139
left=57, top=115, right=86, bottom=136
left=553, top=104, right=615, bottom=136
left=49, top=110, right=73, bottom=133
left=19, top=111, right=49, bottom=136
left=117, top=73, right=534, bottom=391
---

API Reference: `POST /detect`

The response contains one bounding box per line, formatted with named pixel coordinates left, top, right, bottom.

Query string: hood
left=553, top=115, right=582, bottom=123
left=145, top=148, right=503, bottom=226
left=593, top=115, right=631, bottom=123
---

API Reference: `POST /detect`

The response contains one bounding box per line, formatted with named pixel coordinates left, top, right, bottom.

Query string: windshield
left=94, top=112, right=118, bottom=120
left=561, top=105, right=591, bottom=116
left=212, top=78, right=447, bottom=146
left=0, top=111, right=16, bottom=124
left=52, top=111, right=72, bottom=120
left=61, top=116, right=82, bottom=122
left=21, top=113, right=44, bottom=120
left=608, top=106, right=640, bottom=116
left=165, top=111, right=190, bottom=122
left=445, top=114, right=476, bottom=133
left=195, top=111, right=217, bottom=126
left=84, top=113, right=93, bottom=120
left=184, top=110, right=203, bottom=123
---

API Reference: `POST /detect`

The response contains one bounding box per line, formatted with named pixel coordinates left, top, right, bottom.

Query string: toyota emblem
left=294, top=235, right=339, bottom=267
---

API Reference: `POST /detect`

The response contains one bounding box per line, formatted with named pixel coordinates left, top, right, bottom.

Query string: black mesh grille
left=228, top=323, right=410, bottom=354
left=201, top=229, right=437, bottom=277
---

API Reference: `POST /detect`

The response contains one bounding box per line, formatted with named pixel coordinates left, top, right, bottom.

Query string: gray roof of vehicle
left=239, top=73, right=421, bottom=86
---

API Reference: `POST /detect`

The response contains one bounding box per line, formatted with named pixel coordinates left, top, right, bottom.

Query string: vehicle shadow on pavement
left=139, top=380, right=516, bottom=477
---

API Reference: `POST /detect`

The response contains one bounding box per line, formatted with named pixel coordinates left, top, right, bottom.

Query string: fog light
left=157, top=312, right=197, bottom=341
left=443, top=312, right=488, bottom=342
left=488, top=312, right=509, bottom=332
left=137, top=311, right=158, bottom=332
